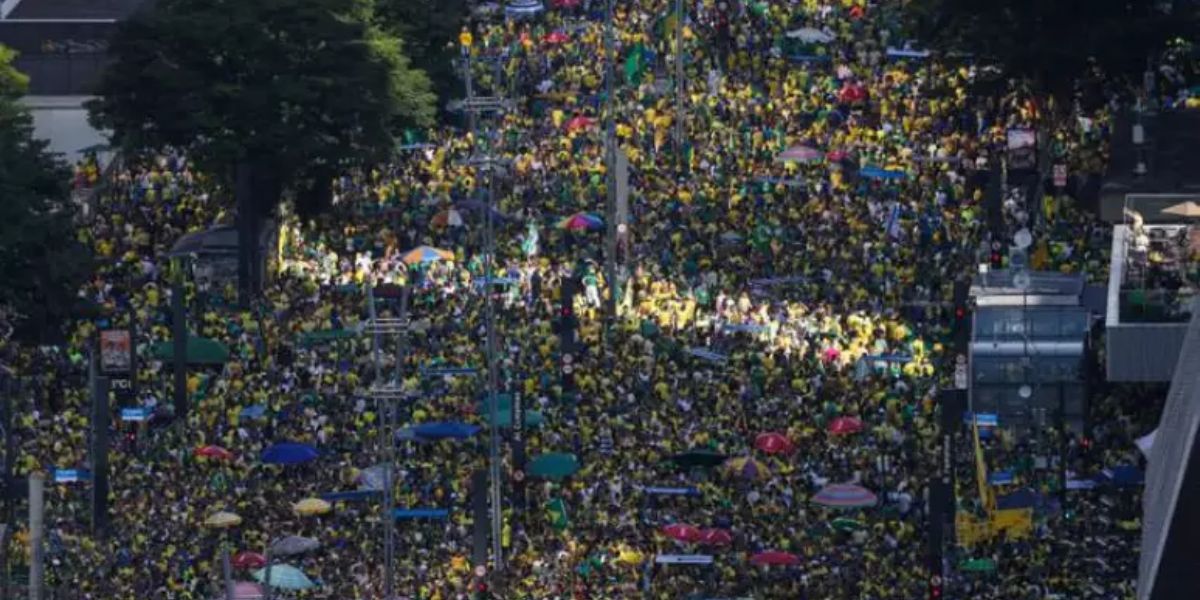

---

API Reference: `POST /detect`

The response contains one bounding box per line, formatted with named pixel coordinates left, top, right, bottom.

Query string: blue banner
left=54, top=469, right=90, bottom=483
left=393, top=508, right=450, bottom=520
left=322, top=490, right=381, bottom=502
left=120, top=407, right=150, bottom=422
left=655, top=554, right=713, bottom=565
left=639, top=486, right=701, bottom=496
left=962, top=413, right=999, bottom=427
left=989, top=471, right=1014, bottom=485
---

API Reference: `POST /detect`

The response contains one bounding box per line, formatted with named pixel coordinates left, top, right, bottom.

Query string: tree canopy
left=376, top=0, right=467, bottom=109
left=905, top=0, right=1200, bottom=108
left=88, top=0, right=437, bottom=218
left=0, top=45, right=91, bottom=342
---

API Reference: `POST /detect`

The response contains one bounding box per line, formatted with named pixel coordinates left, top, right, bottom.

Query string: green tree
left=0, top=45, right=92, bottom=343
left=905, top=0, right=1199, bottom=107
left=376, top=0, right=467, bottom=109
left=88, top=0, right=436, bottom=299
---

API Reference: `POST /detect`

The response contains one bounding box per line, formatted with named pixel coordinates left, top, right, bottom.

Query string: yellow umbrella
left=204, top=511, right=243, bottom=529
left=293, top=498, right=332, bottom=517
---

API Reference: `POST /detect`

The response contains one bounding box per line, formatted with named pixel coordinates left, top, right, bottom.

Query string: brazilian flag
left=624, top=43, right=647, bottom=86
left=546, top=497, right=569, bottom=531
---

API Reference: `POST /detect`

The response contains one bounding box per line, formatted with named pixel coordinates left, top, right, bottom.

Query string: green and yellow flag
left=546, top=497, right=569, bottom=531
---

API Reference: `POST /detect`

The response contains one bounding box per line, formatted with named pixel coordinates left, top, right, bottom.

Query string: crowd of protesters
left=0, top=0, right=1169, bottom=598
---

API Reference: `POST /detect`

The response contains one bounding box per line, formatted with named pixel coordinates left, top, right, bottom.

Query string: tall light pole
left=604, top=0, right=619, bottom=330
left=364, top=284, right=411, bottom=600
left=674, top=0, right=686, bottom=171
left=455, top=31, right=512, bottom=574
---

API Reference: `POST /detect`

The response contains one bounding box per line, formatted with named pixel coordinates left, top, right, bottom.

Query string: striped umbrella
left=557, top=212, right=603, bottom=231
left=775, top=145, right=823, bottom=163
left=401, top=245, right=455, bottom=265
left=812, top=484, right=878, bottom=509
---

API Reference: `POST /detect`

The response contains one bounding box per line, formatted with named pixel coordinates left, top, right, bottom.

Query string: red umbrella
left=828, top=416, right=864, bottom=436
left=565, top=115, right=595, bottom=132
left=194, top=445, right=235, bottom=461
left=231, top=551, right=267, bottom=570
left=754, top=432, right=794, bottom=455
left=543, top=31, right=570, bottom=45
left=698, top=528, right=733, bottom=547
left=838, top=83, right=867, bottom=104
left=750, top=551, right=800, bottom=566
left=662, top=523, right=702, bottom=543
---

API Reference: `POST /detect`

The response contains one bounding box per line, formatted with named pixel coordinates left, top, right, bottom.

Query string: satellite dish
left=1013, top=270, right=1032, bottom=291
left=1014, top=228, right=1032, bottom=250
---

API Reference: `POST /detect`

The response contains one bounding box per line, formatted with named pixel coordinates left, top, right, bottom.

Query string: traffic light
left=472, top=580, right=490, bottom=600
left=952, top=280, right=970, bottom=353
left=929, top=576, right=943, bottom=600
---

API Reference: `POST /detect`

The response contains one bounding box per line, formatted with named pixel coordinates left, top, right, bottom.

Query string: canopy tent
left=149, top=336, right=230, bottom=365
left=261, top=442, right=319, bottom=465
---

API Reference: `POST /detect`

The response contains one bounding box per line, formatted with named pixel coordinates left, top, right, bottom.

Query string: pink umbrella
left=551, top=0, right=580, bottom=7
left=828, top=416, right=864, bottom=436
left=822, top=347, right=840, bottom=363
left=838, top=83, right=867, bottom=104
left=565, top=115, right=595, bottom=132
left=662, top=523, right=702, bottom=543
left=750, top=551, right=800, bottom=566
left=698, top=528, right=733, bottom=547
left=232, top=581, right=264, bottom=600
left=231, top=551, right=267, bottom=570
left=754, top=432, right=794, bottom=455
left=194, top=445, right=235, bottom=461
left=543, top=31, right=570, bottom=45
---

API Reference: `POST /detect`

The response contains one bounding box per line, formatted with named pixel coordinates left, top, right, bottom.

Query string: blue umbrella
left=412, top=422, right=481, bottom=440
left=261, top=442, right=319, bottom=465
left=252, top=564, right=315, bottom=590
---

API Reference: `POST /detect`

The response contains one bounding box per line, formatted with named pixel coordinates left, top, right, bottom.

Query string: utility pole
left=455, top=29, right=513, bottom=577
left=27, top=473, right=42, bottom=600
left=674, top=0, right=686, bottom=171
left=604, top=0, right=619, bottom=330
left=365, top=284, right=411, bottom=600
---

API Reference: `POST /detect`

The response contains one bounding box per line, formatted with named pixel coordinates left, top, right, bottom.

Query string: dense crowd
left=0, top=0, right=1164, bottom=598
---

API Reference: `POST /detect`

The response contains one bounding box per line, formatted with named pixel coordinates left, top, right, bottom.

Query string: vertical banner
left=616, top=149, right=631, bottom=255
left=511, top=393, right=526, bottom=509
left=99, top=329, right=134, bottom=401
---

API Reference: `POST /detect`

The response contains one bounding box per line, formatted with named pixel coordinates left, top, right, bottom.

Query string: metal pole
left=262, top=547, right=272, bottom=600
left=28, top=473, right=43, bottom=600
left=485, top=166, right=504, bottom=573
left=674, top=0, right=685, bottom=170
left=384, top=288, right=409, bottom=600
left=171, top=258, right=187, bottom=424
left=1, top=376, right=12, bottom=600
left=604, top=0, right=619, bottom=330
left=464, top=50, right=477, bottom=140
left=221, top=543, right=234, bottom=600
